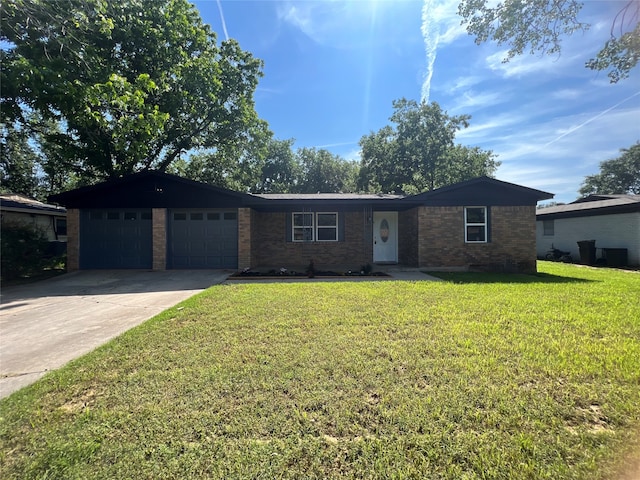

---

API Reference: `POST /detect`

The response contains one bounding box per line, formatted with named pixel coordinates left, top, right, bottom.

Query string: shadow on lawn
left=427, top=272, right=596, bottom=284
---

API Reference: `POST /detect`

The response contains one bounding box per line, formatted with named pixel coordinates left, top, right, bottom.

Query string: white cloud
left=456, top=111, right=531, bottom=141
left=276, top=0, right=410, bottom=49
left=484, top=49, right=584, bottom=78
left=550, top=88, right=583, bottom=100
left=429, top=0, right=467, bottom=45
left=440, top=75, right=485, bottom=95
left=341, top=147, right=362, bottom=163
left=449, top=90, right=507, bottom=112
left=279, top=4, right=316, bottom=39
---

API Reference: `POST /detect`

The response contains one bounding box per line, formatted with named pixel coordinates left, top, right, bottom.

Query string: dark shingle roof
left=0, top=194, right=67, bottom=215
left=537, top=194, right=640, bottom=218
left=254, top=193, right=404, bottom=200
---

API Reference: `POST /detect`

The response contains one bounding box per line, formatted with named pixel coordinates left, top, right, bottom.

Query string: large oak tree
left=358, top=99, right=499, bottom=194
left=1, top=0, right=263, bottom=182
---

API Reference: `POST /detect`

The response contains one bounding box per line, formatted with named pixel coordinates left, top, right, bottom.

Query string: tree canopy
left=458, top=0, right=640, bottom=83
left=579, top=142, right=640, bottom=196
left=1, top=0, right=263, bottom=181
left=293, top=147, right=358, bottom=194
left=358, top=99, right=499, bottom=194
left=176, top=141, right=358, bottom=194
left=0, top=123, right=40, bottom=197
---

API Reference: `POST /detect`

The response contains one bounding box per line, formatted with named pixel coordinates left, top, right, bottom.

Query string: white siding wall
left=1, top=211, right=64, bottom=242
left=536, top=212, right=640, bottom=265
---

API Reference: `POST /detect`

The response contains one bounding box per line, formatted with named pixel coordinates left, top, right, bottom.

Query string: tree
left=175, top=119, right=272, bottom=192
left=294, top=148, right=359, bottom=193
left=0, top=124, right=41, bottom=198
left=579, top=142, right=640, bottom=196
left=1, top=0, right=263, bottom=182
left=255, top=138, right=300, bottom=193
left=458, top=0, right=640, bottom=83
left=358, top=99, right=499, bottom=194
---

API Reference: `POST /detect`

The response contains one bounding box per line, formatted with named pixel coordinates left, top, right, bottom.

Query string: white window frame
left=291, top=212, right=339, bottom=242
left=292, top=212, right=314, bottom=242
left=316, top=212, right=338, bottom=242
left=464, top=206, right=487, bottom=243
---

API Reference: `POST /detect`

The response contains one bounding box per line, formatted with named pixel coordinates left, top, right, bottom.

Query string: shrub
left=1, top=222, right=50, bottom=281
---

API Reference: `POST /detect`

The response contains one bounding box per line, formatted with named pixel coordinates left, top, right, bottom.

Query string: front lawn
left=1, top=262, right=639, bottom=479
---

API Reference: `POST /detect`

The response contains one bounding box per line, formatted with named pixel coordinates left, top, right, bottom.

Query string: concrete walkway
left=0, top=270, right=230, bottom=399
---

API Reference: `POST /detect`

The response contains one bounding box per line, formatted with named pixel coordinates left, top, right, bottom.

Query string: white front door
left=373, top=212, right=398, bottom=263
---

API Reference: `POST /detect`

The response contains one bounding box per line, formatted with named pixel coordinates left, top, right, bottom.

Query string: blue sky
left=195, top=0, right=639, bottom=203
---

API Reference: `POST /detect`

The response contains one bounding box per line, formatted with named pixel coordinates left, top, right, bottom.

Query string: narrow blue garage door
left=169, top=210, right=238, bottom=268
left=80, top=210, right=152, bottom=269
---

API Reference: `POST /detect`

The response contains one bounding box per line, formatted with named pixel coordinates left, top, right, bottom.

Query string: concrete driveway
left=0, top=270, right=230, bottom=399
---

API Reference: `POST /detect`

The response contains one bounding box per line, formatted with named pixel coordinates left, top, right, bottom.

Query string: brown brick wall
left=399, top=208, right=419, bottom=266
left=241, top=205, right=536, bottom=272
left=251, top=210, right=372, bottom=270
left=238, top=208, right=252, bottom=270
left=66, top=209, right=80, bottom=271
left=152, top=208, right=167, bottom=270
left=417, top=205, right=537, bottom=273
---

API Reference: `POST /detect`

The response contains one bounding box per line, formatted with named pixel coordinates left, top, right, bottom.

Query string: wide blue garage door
left=80, top=210, right=152, bottom=269
left=169, top=210, right=238, bottom=268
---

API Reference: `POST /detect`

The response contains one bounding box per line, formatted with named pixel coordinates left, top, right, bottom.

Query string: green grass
left=1, top=262, right=639, bottom=479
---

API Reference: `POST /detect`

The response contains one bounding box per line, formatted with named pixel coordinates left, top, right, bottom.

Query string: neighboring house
left=49, top=171, right=553, bottom=273
left=0, top=193, right=68, bottom=243
left=536, top=194, right=640, bottom=266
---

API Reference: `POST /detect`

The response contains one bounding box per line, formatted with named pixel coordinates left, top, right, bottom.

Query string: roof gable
left=48, top=171, right=257, bottom=209
left=403, top=176, right=554, bottom=206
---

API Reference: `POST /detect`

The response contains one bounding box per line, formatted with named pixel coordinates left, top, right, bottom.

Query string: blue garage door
left=80, top=210, right=152, bottom=269
left=169, top=210, right=238, bottom=269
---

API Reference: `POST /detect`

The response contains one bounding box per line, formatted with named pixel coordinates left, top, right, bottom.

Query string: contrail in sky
left=421, top=0, right=438, bottom=103
left=216, top=0, right=229, bottom=41
left=542, top=91, right=640, bottom=148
